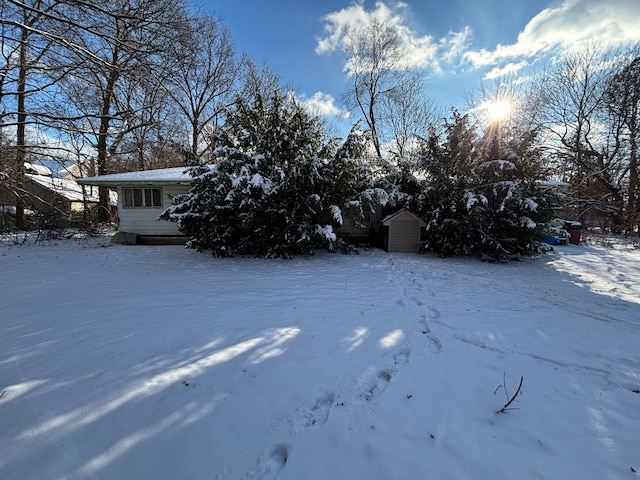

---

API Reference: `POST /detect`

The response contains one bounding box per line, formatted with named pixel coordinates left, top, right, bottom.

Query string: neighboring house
left=77, top=167, right=192, bottom=243
left=59, top=161, right=97, bottom=181
left=338, top=205, right=386, bottom=245
left=0, top=162, right=109, bottom=215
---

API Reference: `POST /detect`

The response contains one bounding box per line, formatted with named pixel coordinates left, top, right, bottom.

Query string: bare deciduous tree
left=606, top=47, right=640, bottom=232
left=381, top=74, right=439, bottom=161
left=1, top=0, right=66, bottom=229
left=113, top=63, right=183, bottom=172
left=535, top=43, right=628, bottom=229
left=50, top=0, right=191, bottom=220
left=164, top=13, right=240, bottom=161
left=342, top=17, right=410, bottom=159
left=238, top=58, right=282, bottom=106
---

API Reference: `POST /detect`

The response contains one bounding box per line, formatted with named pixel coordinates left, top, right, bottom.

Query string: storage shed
left=381, top=208, right=426, bottom=253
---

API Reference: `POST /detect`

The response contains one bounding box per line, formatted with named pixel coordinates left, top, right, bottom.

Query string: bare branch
left=498, top=375, right=523, bottom=413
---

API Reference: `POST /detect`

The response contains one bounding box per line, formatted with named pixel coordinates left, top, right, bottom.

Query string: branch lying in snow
left=496, top=374, right=524, bottom=413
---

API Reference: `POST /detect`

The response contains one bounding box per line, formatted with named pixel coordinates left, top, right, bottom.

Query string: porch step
left=137, top=235, right=187, bottom=245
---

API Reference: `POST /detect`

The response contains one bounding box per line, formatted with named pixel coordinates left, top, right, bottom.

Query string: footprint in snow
left=303, top=392, right=335, bottom=427
left=419, top=316, right=443, bottom=352
left=410, top=277, right=425, bottom=292
left=410, top=295, right=425, bottom=306
left=363, top=370, right=393, bottom=401
left=250, top=444, right=289, bottom=480
left=426, top=334, right=443, bottom=353
left=393, top=348, right=410, bottom=365
left=427, top=305, right=442, bottom=320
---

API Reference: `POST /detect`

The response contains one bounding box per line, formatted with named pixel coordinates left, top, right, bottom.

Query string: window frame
left=122, top=187, right=162, bottom=208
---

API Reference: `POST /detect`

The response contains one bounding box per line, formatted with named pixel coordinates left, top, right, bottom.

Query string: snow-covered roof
left=58, top=162, right=96, bottom=180
left=25, top=162, right=53, bottom=177
left=381, top=208, right=426, bottom=226
left=27, top=173, right=116, bottom=205
left=77, top=167, right=194, bottom=187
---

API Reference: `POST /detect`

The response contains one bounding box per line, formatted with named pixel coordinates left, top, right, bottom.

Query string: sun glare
left=486, top=100, right=511, bottom=122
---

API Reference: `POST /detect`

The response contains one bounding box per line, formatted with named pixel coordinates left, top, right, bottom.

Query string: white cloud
left=464, top=0, right=640, bottom=69
left=302, top=92, right=350, bottom=119
left=484, top=61, right=528, bottom=80
left=316, top=2, right=469, bottom=74
left=439, top=27, right=473, bottom=65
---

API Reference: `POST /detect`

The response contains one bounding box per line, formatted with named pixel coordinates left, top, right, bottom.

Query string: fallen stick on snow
left=498, top=376, right=523, bottom=413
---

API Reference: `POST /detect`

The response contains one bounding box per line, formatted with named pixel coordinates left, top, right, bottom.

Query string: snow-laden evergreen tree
left=419, top=110, right=483, bottom=256
left=419, top=109, right=558, bottom=260
left=324, top=122, right=390, bottom=236
left=470, top=122, right=558, bottom=259
left=162, top=90, right=338, bottom=258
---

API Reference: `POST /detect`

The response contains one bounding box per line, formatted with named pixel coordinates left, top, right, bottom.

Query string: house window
left=123, top=188, right=162, bottom=208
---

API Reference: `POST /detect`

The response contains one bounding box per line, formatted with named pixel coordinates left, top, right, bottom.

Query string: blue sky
left=202, top=0, right=640, bottom=133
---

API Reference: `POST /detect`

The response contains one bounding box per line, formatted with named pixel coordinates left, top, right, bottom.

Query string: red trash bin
left=567, top=222, right=582, bottom=245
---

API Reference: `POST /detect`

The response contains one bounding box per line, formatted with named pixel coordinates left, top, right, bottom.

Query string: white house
left=77, top=167, right=193, bottom=243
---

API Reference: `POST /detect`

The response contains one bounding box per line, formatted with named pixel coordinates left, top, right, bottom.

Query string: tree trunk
left=15, top=20, right=28, bottom=230
left=191, top=120, right=199, bottom=159
left=627, top=128, right=639, bottom=232
left=95, top=54, right=120, bottom=223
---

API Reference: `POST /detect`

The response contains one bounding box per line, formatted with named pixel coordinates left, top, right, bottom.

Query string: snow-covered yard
left=1, top=234, right=639, bottom=480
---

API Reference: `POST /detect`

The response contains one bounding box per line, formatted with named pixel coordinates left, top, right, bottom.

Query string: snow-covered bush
left=162, top=91, right=339, bottom=258
left=324, top=122, right=392, bottom=234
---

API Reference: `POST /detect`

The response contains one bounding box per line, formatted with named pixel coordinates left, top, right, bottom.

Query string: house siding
left=117, top=185, right=188, bottom=235
left=337, top=206, right=385, bottom=243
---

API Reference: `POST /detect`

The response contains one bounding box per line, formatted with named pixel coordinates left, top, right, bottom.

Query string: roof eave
left=76, top=179, right=192, bottom=187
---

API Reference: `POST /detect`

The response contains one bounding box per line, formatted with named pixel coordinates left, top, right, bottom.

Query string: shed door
left=388, top=218, right=420, bottom=253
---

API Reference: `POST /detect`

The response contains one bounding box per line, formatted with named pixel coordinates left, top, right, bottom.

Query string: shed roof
left=381, top=208, right=426, bottom=227
left=77, top=167, right=194, bottom=187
